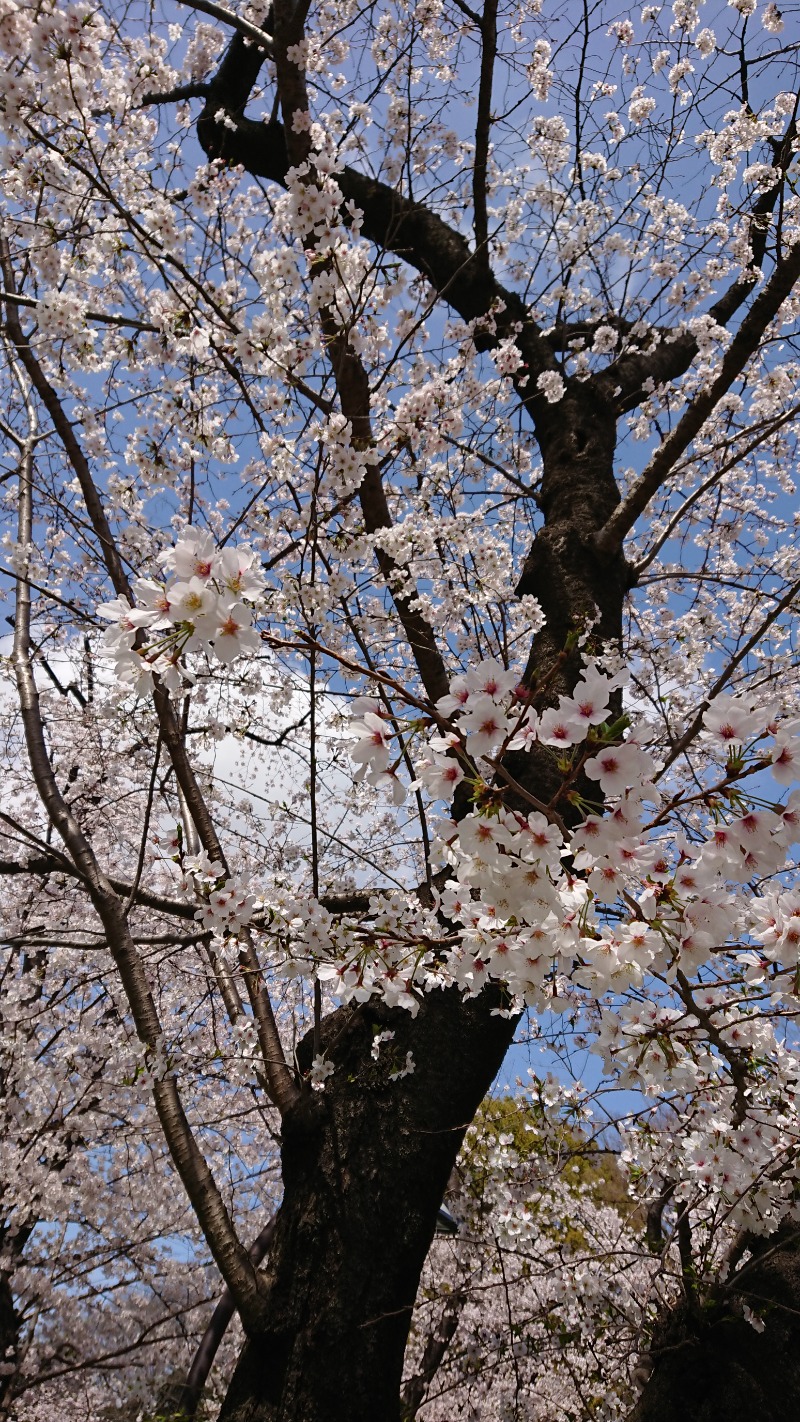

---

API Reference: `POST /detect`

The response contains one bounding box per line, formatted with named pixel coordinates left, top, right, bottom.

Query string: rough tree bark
left=217, top=991, right=516, bottom=1422
left=0, top=1247, right=22, bottom=1418
left=631, top=1229, right=800, bottom=1422
left=0, top=1223, right=35, bottom=1421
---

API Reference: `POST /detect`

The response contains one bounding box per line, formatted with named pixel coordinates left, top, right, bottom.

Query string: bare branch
left=176, top=0, right=274, bottom=54
left=171, top=1216, right=277, bottom=1418
left=593, top=239, right=800, bottom=557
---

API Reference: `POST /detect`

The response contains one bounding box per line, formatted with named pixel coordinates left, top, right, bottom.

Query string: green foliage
left=458, top=1093, right=637, bottom=1251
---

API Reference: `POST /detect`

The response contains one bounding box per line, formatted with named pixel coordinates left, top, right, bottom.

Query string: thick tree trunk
left=0, top=1269, right=19, bottom=1418
left=509, top=398, right=628, bottom=807
left=195, top=63, right=629, bottom=1403
left=217, top=403, right=628, bottom=1421
left=632, top=1229, right=800, bottom=1422
left=218, top=988, right=516, bottom=1422
left=517, top=392, right=628, bottom=687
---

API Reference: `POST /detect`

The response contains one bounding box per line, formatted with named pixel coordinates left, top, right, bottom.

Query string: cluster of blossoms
left=98, top=529, right=265, bottom=692
left=620, top=1063, right=800, bottom=1237
left=350, top=656, right=632, bottom=802
left=188, top=862, right=257, bottom=937
left=341, top=658, right=800, bottom=1240
left=279, top=889, right=441, bottom=1014
left=277, top=660, right=800, bottom=1190
left=152, top=829, right=256, bottom=941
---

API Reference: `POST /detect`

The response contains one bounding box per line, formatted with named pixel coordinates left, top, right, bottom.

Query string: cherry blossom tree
left=403, top=1089, right=658, bottom=1422
left=2, top=0, right=800, bottom=1418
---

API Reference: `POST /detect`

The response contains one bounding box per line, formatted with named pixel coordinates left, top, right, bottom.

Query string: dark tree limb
left=192, top=36, right=560, bottom=393
left=600, top=108, right=799, bottom=414
left=162, top=1218, right=277, bottom=1420
left=189, top=37, right=800, bottom=458
left=176, top=0, right=273, bottom=54
left=401, top=1287, right=466, bottom=1420
left=140, top=81, right=211, bottom=106
left=267, top=6, right=451, bottom=705
left=645, top=1181, right=675, bottom=1255
left=472, top=0, right=498, bottom=274
left=217, top=989, right=518, bottom=1422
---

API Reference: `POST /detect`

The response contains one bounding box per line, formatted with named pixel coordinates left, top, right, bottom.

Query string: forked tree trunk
left=180, top=39, right=800, bottom=1418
